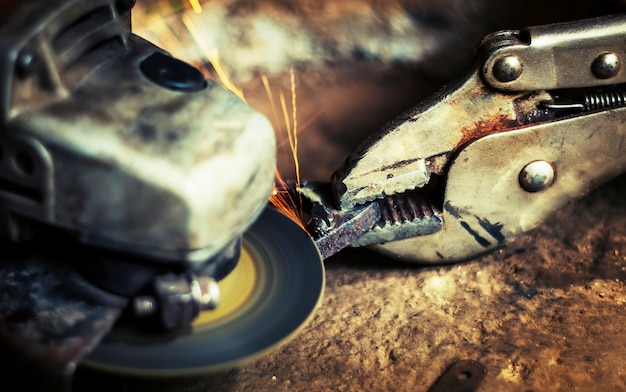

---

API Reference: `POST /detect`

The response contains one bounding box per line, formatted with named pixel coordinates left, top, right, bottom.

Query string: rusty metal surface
left=296, top=182, right=381, bottom=259
left=312, top=202, right=381, bottom=260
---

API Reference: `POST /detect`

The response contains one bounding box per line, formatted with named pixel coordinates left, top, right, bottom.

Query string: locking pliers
left=299, top=13, right=626, bottom=262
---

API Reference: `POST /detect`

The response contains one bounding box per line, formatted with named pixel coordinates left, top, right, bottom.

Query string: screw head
left=592, top=52, right=620, bottom=79
left=493, top=55, right=523, bottom=83
left=519, top=161, right=555, bottom=192
left=15, top=50, right=40, bottom=79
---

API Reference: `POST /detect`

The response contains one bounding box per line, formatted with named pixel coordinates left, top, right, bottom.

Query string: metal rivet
left=493, top=55, right=523, bottom=83
left=519, top=161, right=555, bottom=192
left=15, top=50, right=40, bottom=79
left=592, top=52, right=620, bottom=79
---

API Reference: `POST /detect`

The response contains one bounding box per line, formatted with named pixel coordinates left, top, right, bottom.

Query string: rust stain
left=457, top=114, right=519, bottom=149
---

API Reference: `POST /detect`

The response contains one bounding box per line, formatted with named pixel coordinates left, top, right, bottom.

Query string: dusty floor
left=71, top=1, right=626, bottom=390
left=75, top=174, right=626, bottom=391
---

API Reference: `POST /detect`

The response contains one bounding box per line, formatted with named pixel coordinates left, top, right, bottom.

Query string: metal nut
left=519, top=161, right=555, bottom=192
left=196, top=276, right=221, bottom=310
left=591, top=52, right=620, bottom=79
left=133, top=295, right=157, bottom=317
left=492, top=55, right=523, bottom=83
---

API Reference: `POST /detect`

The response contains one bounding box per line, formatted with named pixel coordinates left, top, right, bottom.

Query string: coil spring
left=582, top=89, right=626, bottom=111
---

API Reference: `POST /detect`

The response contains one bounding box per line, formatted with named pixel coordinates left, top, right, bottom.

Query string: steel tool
left=304, top=13, right=626, bottom=264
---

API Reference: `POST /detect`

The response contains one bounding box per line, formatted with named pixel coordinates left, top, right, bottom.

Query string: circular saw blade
left=82, top=207, right=324, bottom=376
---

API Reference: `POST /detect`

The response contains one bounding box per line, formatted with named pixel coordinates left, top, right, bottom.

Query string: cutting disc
left=82, top=207, right=324, bottom=376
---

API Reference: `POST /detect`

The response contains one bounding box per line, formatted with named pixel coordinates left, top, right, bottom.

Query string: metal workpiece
left=296, top=182, right=381, bottom=259
left=299, top=182, right=443, bottom=257
left=481, top=14, right=626, bottom=92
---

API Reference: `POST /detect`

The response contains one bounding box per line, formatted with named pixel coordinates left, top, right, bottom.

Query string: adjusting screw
left=519, top=160, right=555, bottom=192
left=492, top=55, right=523, bottom=83
left=592, top=52, right=620, bottom=79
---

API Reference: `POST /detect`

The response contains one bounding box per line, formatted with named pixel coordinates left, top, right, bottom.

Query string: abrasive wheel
left=82, top=207, right=324, bottom=376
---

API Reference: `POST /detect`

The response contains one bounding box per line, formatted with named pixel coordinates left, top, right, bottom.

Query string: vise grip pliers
left=296, top=13, right=626, bottom=263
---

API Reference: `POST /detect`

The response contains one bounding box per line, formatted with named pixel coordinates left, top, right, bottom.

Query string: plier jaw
left=301, top=14, right=626, bottom=263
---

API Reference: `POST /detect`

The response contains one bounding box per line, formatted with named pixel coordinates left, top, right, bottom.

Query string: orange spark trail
left=263, top=70, right=307, bottom=226
left=181, top=14, right=246, bottom=101
left=261, top=74, right=281, bottom=129
left=133, top=4, right=307, bottom=225
left=269, top=170, right=305, bottom=229
left=289, top=67, right=301, bottom=191
left=187, top=0, right=203, bottom=14
left=277, top=70, right=301, bottom=188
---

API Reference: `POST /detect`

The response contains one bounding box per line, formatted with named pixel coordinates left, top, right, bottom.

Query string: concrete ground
left=75, top=174, right=626, bottom=391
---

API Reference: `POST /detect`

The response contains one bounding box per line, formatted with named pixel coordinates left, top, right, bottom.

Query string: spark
left=277, top=68, right=301, bottom=188
left=187, top=0, right=203, bottom=14
left=134, top=5, right=311, bottom=226
left=181, top=14, right=246, bottom=101
left=131, top=6, right=186, bottom=55
left=275, top=104, right=328, bottom=149
left=261, top=74, right=281, bottom=129
left=269, top=170, right=305, bottom=229
left=289, top=67, right=301, bottom=190
left=266, top=69, right=307, bottom=225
